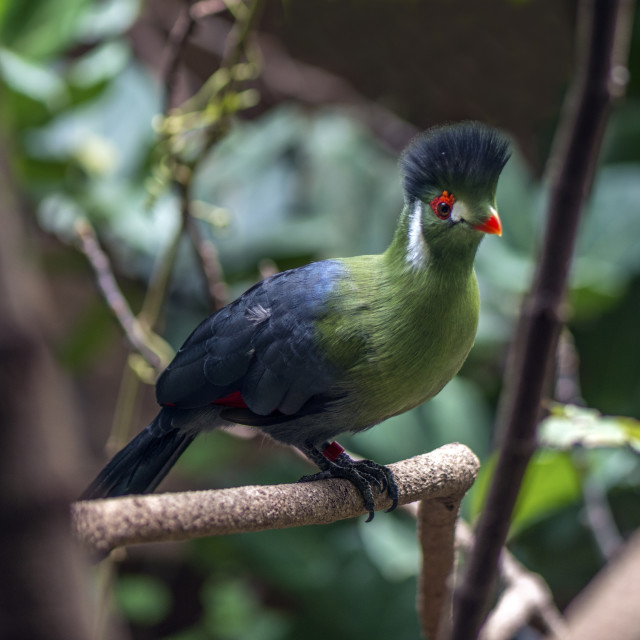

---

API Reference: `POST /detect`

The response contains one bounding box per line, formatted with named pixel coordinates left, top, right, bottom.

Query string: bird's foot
left=298, top=442, right=399, bottom=522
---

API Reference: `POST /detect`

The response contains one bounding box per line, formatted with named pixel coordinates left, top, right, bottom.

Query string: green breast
left=317, top=254, right=480, bottom=427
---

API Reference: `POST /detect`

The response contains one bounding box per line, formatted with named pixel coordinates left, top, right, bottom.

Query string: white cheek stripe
left=406, top=200, right=429, bottom=268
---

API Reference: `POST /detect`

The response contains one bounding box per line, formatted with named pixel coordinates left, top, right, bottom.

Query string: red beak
left=473, top=207, right=502, bottom=236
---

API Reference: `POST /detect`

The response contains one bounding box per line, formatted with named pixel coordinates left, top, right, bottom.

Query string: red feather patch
left=212, top=391, right=249, bottom=408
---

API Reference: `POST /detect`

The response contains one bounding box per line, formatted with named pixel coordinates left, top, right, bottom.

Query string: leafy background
left=2, top=1, right=640, bottom=638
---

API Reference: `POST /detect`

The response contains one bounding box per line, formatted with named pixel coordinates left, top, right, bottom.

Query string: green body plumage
left=314, top=121, right=510, bottom=438
left=318, top=204, right=482, bottom=428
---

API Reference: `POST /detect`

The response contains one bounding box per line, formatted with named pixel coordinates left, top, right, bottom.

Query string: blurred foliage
left=2, top=1, right=640, bottom=639
left=541, top=403, right=640, bottom=452
left=116, top=574, right=173, bottom=626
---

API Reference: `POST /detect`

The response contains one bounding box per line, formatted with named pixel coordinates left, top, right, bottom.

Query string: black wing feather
left=155, top=260, right=346, bottom=420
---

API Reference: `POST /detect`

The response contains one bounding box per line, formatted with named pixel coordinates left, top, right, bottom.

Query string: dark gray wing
left=155, top=260, right=346, bottom=420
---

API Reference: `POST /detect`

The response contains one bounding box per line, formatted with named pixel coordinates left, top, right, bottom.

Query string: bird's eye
left=437, top=201, right=451, bottom=216
left=430, top=191, right=456, bottom=220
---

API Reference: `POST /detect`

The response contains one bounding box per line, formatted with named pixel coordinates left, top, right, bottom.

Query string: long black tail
left=81, top=420, right=195, bottom=500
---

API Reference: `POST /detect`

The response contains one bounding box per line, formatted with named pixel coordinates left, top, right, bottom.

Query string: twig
left=72, top=444, right=479, bottom=554
left=555, top=331, right=623, bottom=560
left=159, top=1, right=265, bottom=310
left=480, top=549, right=568, bottom=640
left=137, top=218, right=184, bottom=330
left=575, top=450, right=625, bottom=562
left=449, top=2, right=635, bottom=638
left=555, top=330, right=584, bottom=405
left=184, top=18, right=417, bottom=151
left=191, top=0, right=241, bottom=19
left=162, top=0, right=198, bottom=112
left=178, top=180, right=228, bottom=310
left=582, top=480, right=624, bottom=561
left=217, top=0, right=264, bottom=71
left=74, top=219, right=168, bottom=373
left=554, top=333, right=624, bottom=561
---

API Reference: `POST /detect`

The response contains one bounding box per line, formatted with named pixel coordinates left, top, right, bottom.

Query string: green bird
left=82, top=121, right=509, bottom=521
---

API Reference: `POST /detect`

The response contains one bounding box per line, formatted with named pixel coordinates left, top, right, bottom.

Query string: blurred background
left=1, top=0, right=640, bottom=638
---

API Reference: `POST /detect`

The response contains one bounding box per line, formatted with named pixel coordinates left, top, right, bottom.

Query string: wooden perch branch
left=72, top=443, right=478, bottom=555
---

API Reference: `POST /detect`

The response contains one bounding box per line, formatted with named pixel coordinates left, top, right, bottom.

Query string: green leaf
left=200, top=577, right=289, bottom=640
left=0, top=0, right=91, bottom=59
left=540, top=403, right=640, bottom=452
left=467, top=450, right=582, bottom=534
left=115, top=574, right=171, bottom=626
left=75, top=0, right=142, bottom=41
left=511, top=450, right=582, bottom=533
left=67, top=40, right=130, bottom=89
left=0, top=47, right=69, bottom=110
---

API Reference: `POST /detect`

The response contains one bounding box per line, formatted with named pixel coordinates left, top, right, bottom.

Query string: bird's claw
left=298, top=452, right=399, bottom=521
left=298, top=470, right=332, bottom=484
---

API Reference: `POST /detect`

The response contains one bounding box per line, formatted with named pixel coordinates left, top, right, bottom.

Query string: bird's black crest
left=400, top=122, right=510, bottom=202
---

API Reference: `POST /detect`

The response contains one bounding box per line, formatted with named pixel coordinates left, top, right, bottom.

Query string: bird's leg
left=297, top=441, right=399, bottom=522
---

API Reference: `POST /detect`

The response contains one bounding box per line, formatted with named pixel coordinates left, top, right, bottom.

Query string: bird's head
left=399, top=122, right=510, bottom=265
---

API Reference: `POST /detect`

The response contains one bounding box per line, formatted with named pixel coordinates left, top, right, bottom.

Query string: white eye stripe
left=451, top=201, right=470, bottom=223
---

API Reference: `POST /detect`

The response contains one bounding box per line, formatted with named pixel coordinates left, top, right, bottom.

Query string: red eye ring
left=430, top=191, right=456, bottom=220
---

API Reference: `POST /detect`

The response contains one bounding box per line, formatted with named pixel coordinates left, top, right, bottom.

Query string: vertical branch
left=448, top=1, right=636, bottom=638
left=416, top=498, right=462, bottom=640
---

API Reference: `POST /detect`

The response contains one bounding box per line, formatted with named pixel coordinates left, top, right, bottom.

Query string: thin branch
left=217, top=0, right=264, bottom=72
left=184, top=19, right=418, bottom=151
left=159, top=1, right=266, bottom=310
left=72, top=444, right=479, bottom=554
left=554, top=330, right=584, bottom=406
left=137, top=217, right=184, bottom=330
left=480, top=549, right=568, bottom=640
left=576, top=451, right=625, bottom=562
left=191, top=0, right=241, bottom=19
left=554, top=333, right=624, bottom=561
left=179, top=180, right=229, bottom=310
left=161, top=0, right=198, bottom=112
left=449, top=2, right=635, bottom=638
left=555, top=333, right=623, bottom=561
left=74, top=218, right=169, bottom=373
left=581, top=483, right=624, bottom=561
